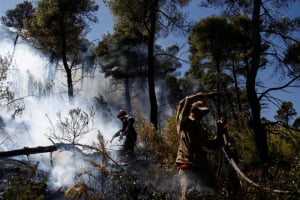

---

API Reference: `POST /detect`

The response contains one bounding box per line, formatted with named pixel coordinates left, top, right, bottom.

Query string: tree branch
left=0, top=145, right=57, bottom=158
left=258, top=74, right=300, bottom=101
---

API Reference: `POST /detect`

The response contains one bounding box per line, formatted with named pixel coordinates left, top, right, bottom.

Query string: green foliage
left=109, top=0, right=188, bottom=35
left=164, top=75, right=184, bottom=107
left=108, top=0, right=190, bottom=128
left=95, top=31, right=182, bottom=114
left=225, top=111, right=300, bottom=164
left=238, top=157, right=300, bottom=200
left=134, top=116, right=163, bottom=161
left=160, top=115, right=179, bottom=164
left=267, top=124, right=300, bottom=160
left=1, top=1, right=35, bottom=30
left=265, top=158, right=300, bottom=198
left=95, top=32, right=147, bottom=80
left=225, top=118, right=300, bottom=198
left=197, top=0, right=300, bottom=163
left=274, top=101, right=297, bottom=126
left=227, top=125, right=257, bottom=164
left=21, top=0, right=99, bottom=98
left=24, top=0, right=98, bottom=55
left=134, top=115, right=179, bottom=165
left=293, top=117, right=300, bottom=130
left=177, top=76, right=195, bottom=97
left=284, top=41, right=300, bottom=68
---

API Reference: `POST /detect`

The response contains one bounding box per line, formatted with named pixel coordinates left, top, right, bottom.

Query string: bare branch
left=258, top=74, right=300, bottom=101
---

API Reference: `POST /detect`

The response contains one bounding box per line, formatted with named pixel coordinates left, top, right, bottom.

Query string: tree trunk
left=147, top=0, right=159, bottom=129
left=248, top=0, right=269, bottom=162
left=62, top=50, right=74, bottom=101
left=216, top=58, right=221, bottom=115
left=60, top=26, right=74, bottom=101
left=124, top=77, right=132, bottom=114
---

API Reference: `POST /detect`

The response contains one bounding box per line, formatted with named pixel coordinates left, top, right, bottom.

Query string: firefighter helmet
left=117, top=109, right=127, bottom=118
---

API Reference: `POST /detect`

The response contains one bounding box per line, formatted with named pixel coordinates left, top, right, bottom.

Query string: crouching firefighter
left=110, top=109, right=137, bottom=160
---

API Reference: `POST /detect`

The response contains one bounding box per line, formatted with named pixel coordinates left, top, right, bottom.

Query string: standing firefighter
left=110, top=109, right=137, bottom=160
left=176, top=92, right=223, bottom=200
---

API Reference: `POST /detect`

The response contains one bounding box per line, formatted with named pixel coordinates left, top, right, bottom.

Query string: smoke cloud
left=0, top=24, right=120, bottom=189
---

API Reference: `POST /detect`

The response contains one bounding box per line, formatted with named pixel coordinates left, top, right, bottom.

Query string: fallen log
left=0, top=145, right=57, bottom=158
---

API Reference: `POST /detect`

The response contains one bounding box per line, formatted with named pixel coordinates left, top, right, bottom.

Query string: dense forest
left=0, top=0, right=300, bottom=199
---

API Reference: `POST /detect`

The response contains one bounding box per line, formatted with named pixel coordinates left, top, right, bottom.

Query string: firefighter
left=110, top=109, right=137, bottom=159
left=176, top=92, right=223, bottom=199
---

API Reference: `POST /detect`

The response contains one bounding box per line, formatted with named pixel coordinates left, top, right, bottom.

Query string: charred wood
left=0, top=146, right=57, bottom=158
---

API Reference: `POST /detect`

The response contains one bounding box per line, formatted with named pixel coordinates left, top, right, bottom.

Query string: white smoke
left=0, top=24, right=120, bottom=190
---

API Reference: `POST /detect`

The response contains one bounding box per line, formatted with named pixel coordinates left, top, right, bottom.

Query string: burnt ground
left=0, top=156, right=181, bottom=200
left=109, top=157, right=181, bottom=199
left=0, top=158, right=65, bottom=200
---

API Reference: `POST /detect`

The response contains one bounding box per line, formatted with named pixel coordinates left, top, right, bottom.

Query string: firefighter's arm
left=176, top=92, right=219, bottom=133
left=177, top=92, right=220, bottom=120
left=110, top=130, right=122, bottom=143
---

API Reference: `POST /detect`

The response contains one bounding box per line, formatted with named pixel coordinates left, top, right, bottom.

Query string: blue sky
left=1, top=0, right=300, bottom=121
